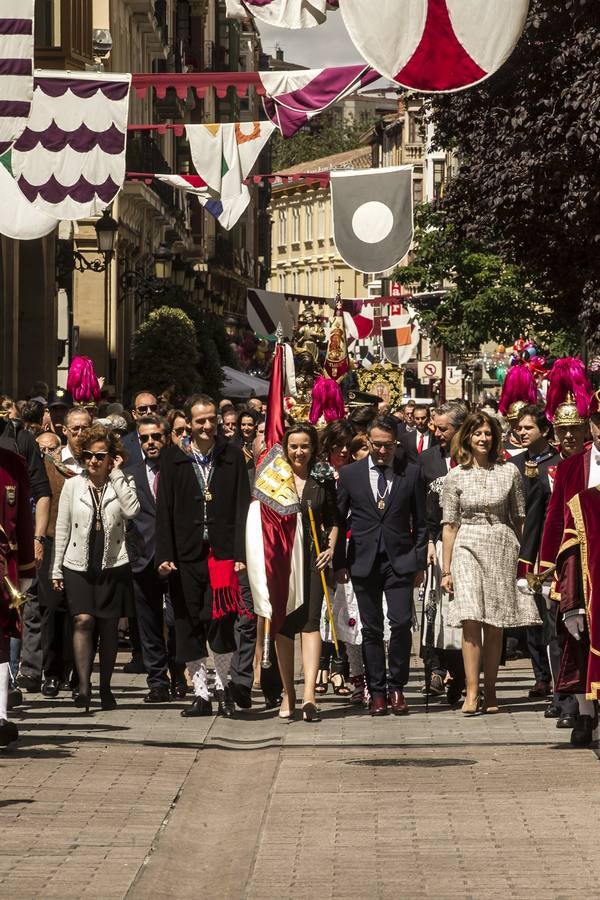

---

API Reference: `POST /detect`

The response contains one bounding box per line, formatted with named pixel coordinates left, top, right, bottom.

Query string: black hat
left=345, top=390, right=381, bottom=407
left=48, top=387, right=72, bottom=408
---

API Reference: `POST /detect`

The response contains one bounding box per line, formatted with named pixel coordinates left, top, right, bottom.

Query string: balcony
left=126, top=133, right=185, bottom=217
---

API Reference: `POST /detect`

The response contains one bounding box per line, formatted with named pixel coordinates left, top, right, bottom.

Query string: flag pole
left=307, top=504, right=339, bottom=656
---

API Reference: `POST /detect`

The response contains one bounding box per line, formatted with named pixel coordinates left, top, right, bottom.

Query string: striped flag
left=155, top=174, right=208, bottom=194
left=0, top=1, right=34, bottom=152
left=381, top=314, right=420, bottom=366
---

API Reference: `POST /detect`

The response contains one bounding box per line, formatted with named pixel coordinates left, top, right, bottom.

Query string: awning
left=222, top=366, right=270, bottom=399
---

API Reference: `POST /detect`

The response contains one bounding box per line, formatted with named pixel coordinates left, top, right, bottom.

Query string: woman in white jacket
left=52, top=424, right=140, bottom=711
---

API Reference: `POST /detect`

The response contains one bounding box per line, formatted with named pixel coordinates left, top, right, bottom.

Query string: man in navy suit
left=334, top=416, right=427, bottom=716
left=121, top=391, right=159, bottom=468
left=126, top=414, right=172, bottom=703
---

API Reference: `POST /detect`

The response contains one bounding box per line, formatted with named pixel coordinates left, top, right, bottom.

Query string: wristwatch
left=34, top=535, right=47, bottom=545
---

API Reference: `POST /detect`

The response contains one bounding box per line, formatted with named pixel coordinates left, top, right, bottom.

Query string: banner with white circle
left=330, top=165, right=413, bottom=274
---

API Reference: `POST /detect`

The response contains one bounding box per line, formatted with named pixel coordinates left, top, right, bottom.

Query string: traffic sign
left=417, top=360, right=442, bottom=380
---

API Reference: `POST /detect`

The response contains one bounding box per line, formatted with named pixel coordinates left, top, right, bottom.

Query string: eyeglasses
left=139, top=432, right=164, bottom=443
left=82, top=450, right=108, bottom=462
left=66, top=425, right=87, bottom=433
left=370, top=440, right=395, bottom=451
left=173, top=426, right=191, bottom=436
left=136, top=404, right=158, bottom=413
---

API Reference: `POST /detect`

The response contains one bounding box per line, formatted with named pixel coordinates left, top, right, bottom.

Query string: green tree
left=394, top=205, right=577, bottom=355
left=427, top=0, right=600, bottom=346
left=271, top=112, right=375, bottom=170
left=130, top=306, right=200, bottom=398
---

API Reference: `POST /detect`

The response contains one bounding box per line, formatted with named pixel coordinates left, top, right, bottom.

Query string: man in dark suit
left=398, top=405, right=437, bottom=462
left=156, top=394, right=251, bottom=718
left=121, top=391, right=159, bottom=467
left=334, top=416, right=427, bottom=716
left=126, top=415, right=173, bottom=703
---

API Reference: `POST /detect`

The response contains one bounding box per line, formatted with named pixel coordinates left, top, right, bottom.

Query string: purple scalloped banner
left=34, top=76, right=130, bottom=101
left=17, top=174, right=121, bottom=204
left=14, top=121, right=125, bottom=154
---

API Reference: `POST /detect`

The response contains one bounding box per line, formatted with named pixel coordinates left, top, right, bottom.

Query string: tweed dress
left=441, top=463, right=541, bottom=629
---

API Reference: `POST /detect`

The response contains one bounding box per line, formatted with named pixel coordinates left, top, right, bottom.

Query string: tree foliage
left=271, top=112, right=374, bottom=170
left=130, top=306, right=200, bottom=399
left=393, top=204, right=572, bottom=355
left=428, top=0, right=600, bottom=347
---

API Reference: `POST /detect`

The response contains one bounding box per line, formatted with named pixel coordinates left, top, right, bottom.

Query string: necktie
left=417, top=433, right=424, bottom=454
left=377, top=466, right=388, bottom=506
left=151, top=467, right=160, bottom=498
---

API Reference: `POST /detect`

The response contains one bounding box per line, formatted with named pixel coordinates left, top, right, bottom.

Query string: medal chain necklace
left=192, top=445, right=214, bottom=502
left=89, top=482, right=108, bottom=531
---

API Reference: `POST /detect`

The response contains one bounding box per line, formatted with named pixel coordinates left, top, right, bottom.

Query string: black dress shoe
left=528, top=680, right=552, bottom=699
left=544, top=703, right=561, bottom=719
left=143, top=688, right=171, bottom=704
left=15, top=673, right=41, bottom=692
left=7, top=688, right=23, bottom=710
left=369, top=693, right=388, bottom=716
left=557, top=714, right=578, bottom=729
left=229, top=681, right=252, bottom=709
left=41, top=677, right=60, bottom=698
left=0, top=719, right=19, bottom=748
left=570, top=714, right=596, bottom=746
left=181, top=697, right=213, bottom=717
left=265, top=695, right=282, bottom=710
left=170, top=681, right=189, bottom=699
left=99, top=690, right=117, bottom=711
left=446, top=683, right=464, bottom=707
left=216, top=687, right=235, bottom=718
left=122, top=658, right=146, bottom=674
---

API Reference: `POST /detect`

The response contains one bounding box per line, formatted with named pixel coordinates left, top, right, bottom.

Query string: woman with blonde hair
left=441, top=412, right=539, bottom=715
left=53, top=424, right=140, bottom=712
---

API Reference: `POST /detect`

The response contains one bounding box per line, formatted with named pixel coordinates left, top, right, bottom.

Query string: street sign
left=446, top=366, right=463, bottom=400
left=418, top=360, right=442, bottom=380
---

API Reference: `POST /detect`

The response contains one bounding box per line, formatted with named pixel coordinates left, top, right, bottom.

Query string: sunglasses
left=136, top=404, right=158, bottom=413
left=82, top=450, right=109, bottom=462
left=139, top=432, right=164, bottom=443
left=173, top=426, right=191, bottom=436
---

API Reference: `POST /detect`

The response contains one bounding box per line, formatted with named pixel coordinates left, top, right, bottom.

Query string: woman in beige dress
left=441, top=412, right=540, bottom=716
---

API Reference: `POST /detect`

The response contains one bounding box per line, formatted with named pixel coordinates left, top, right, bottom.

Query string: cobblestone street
left=1, top=653, right=599, bottom=899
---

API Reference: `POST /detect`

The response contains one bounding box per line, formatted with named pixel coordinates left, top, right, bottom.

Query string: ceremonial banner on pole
left=246, top=288, right=299, bottom=340
left=381, top=314, right=420, bottom=366
left=331, top=166, right=413, bottom=274
left=246, top=341, right=304, bottom=636
left=0, top=0, right=34, bottom=152
left=0, top=150, right=57, bottom=239
left=12, top=70, right=131, bottom=219
left=324, top=295, right=350, bottom=381
left=226, top=0, right=331, bottom=28
left=339, top=0, right=530, bottom=92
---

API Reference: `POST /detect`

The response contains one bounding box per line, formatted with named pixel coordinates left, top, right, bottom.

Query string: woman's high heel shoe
left=330, top=672, right=352, bottom=696
left=74, top=691, right=91, bottom=713
left=315, top=669, right=329, bottom=695
left=302, top=702, right=321, bottom=722
left=461, top=694, right=482, bottom=716
left=99, top=690, right=117, bottom=711
left=279, top=691, right=296, bottom=719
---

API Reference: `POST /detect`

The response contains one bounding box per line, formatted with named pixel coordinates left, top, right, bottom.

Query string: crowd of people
left=0, top=368, right=599, bottom=749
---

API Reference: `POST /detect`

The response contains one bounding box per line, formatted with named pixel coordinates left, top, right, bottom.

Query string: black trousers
left=526, top=594, right=552, bottom=683
left=132, top=563, right=169, bottom=691
left=232, top=569, right=283, bottom=701
left=352, top=553, right=414, bottom=695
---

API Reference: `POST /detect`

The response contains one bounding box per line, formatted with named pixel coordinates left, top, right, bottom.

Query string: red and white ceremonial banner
left=340, top=0, right=530, bottom=92
left=0, top=0, right=34, bottom=151
left=246, top=342, right=304, bottom=636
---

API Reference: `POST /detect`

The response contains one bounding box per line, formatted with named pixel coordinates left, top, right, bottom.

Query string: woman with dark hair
left=276, top=423, right=340, bottom=721
left=167, top=409, right=191, bottom=450
left=441, top=412, right=539, bottom=716
left=236, top=408, right=259, bottom=468
left=315, top=420, right=354, bottom=697
left=52, top=424, right=140, bottom=711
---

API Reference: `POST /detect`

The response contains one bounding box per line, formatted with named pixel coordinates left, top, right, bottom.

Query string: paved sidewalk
left=1, top=654, right=599, bottom=899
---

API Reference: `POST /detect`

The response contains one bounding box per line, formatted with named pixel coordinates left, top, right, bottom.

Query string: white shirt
left=587, top=446, right=600, bottom=488
left=146, top=460, right=159, bottom=497
left=61, top=443, right=83, bottom=474
left=368, top=456, right=393, bottom=503
left=415, top=430, right=431, bottom=453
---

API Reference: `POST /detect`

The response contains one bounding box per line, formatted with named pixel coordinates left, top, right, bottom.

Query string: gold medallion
left=524, top=460, right=539, bottom=479
left=378, top=499, right=386, bottom=510
left=204, top=490, right=212, bottom=503
left=5, top=485, right=16, bottom=506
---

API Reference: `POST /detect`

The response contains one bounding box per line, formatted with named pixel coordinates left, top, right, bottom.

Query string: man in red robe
left=0, top=446, right=35, bottom=748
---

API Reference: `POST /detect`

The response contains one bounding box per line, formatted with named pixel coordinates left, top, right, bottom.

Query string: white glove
left=517, top=578, right=533, bottom=596
left=564, top=612, right=586, bottom=641
left=19, top=579, right=33, bottom=595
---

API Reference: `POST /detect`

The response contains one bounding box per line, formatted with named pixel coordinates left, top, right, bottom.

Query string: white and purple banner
left=261, top=65, right=379, bottom=139
left=0, top=0, right=34, bottom=152
left=11, top=70, right=131, bottom=220
left=226, top=0, right=336, bottom=28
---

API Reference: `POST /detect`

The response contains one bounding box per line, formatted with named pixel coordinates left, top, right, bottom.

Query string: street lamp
left=94, top=209, right=118, bottom=258
left=153, top=243, right=174, bottom=280
left=172, top=255, right=186, bottom=288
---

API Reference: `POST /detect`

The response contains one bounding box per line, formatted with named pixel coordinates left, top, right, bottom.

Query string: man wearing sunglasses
left=334, top=415, right=427, bottom=717
left=121, top=391, right=159, bottom=467
left=126, top=415, right=173, bottom=703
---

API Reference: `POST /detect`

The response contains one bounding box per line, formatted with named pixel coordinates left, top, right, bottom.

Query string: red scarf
left=207, top=551, right=251, bottom=619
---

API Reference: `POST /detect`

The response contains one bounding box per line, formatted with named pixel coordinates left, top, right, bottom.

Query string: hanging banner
left=0, top=0, right=35, bottom=151
left=339, top=0, right=530, bottom=92
left=226, top=0, right=332, bottom=28
left=381, top=314, right=420, bottom=367
left=0, top=150, right=57, bottom=240
left=12, top=70, right=131, bottom=220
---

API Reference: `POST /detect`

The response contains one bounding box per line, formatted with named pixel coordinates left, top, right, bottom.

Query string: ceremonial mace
left=3, top=576, right=31, bottom=618
left=307, top=503, right=339, bottom=656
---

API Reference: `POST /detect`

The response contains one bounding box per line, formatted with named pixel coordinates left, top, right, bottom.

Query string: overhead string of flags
left=0, top=0, right=530, bottom=244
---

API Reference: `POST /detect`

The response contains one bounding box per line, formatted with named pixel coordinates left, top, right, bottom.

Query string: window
left=35, top=0, right=61, bottom=47
left=317, top=266, right=324, bottom=297
left=317, top=201, right=326, bottom=241
left=292, top=270, right=298, bottom=295
left=305, top=204, right=313, bottom=244
left=408, top=111, right=423, bottom=144
left=305, top=269, right=312, bottom=296
left=413, top=178, right=423, bottom=206
left=278, top=273, right=286, bottom=292
left=292, top=207, right=300, bottom=244
left=278, top=209, right=287, bottom=246
left=433, top=160, right=446, bottom=201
